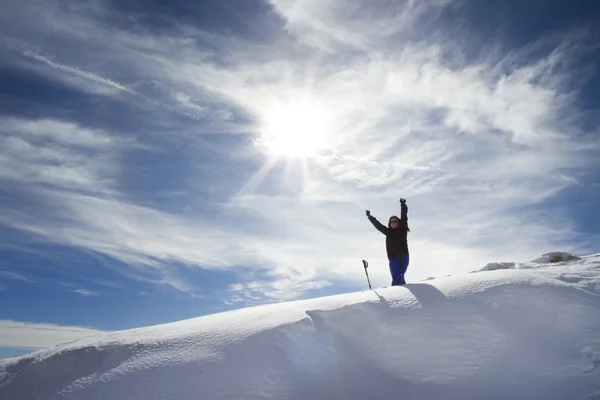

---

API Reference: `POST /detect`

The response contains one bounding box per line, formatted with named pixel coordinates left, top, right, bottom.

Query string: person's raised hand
left=365, top=210, right=371, bottom=217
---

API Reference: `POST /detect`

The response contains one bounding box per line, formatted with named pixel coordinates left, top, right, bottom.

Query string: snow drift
left=1, top=253, right=600, bottom=400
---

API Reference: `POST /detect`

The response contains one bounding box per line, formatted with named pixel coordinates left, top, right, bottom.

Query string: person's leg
left=389, top=257, right=402, bottom=286
left=398, top=254, right=410, bottom=285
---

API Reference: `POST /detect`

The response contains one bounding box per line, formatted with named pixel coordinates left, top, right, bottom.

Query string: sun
left=256, top=103, right=330, bottom=159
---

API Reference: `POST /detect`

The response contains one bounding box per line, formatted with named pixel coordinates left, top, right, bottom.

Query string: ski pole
left=362, top=259, right=372, bottom=289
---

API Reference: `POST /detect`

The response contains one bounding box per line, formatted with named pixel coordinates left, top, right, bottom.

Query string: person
left=365, top=198, right=410, bottom=286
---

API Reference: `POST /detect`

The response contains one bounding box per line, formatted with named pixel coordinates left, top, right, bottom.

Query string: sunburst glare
left=256, top=102, right=331, bottom=159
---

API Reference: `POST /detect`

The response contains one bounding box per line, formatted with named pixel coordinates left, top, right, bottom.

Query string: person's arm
left=366, top=210, right=389, bottom=235
left=400, top=198, right=409, bottom=230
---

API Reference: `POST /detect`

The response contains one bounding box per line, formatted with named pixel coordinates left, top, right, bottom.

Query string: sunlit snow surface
left=1, top=252, right=600, bottom=400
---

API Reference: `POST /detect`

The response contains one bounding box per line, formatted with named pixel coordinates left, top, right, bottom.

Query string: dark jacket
left=368, top=202, right=409, bottom=260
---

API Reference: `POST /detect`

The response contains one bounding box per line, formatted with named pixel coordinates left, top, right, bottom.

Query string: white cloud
left=0, top=117, right=122, bottom=193
left=0, top=270, right=33, bottom=282
left=0, top=117, right=120, bottom=149
left=21, top=50, right=138, bottom=96
left=227, top=278, right=333, bottom=303
left=0, top=320, right=106, bottom=349
left=72, top=289, right=99, bottom=296
left=267, top=0, right=451, bottom=51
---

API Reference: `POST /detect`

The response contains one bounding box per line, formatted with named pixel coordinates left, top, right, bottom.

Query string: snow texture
left=1, top=253, right=600, bottom=400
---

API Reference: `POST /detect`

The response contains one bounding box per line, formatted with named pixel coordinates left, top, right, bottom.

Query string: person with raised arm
left=365, top=198, right=410, bottom=286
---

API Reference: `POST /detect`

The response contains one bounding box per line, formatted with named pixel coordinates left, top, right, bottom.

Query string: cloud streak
left=21, top=50, right=138, bottom=96
left=0, top=117, right=121, bottom=193
left=0, top=270, right=33, bottom=283
left=73, top=289, right=99, bottom=296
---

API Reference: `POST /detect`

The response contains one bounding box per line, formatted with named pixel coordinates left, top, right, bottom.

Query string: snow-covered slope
left=1, top=253, right=600, bottom=400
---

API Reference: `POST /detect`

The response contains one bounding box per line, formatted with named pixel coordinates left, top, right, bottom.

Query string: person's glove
left=365, top=210, right=371, bottom=217
left=399, top=198, right=406, bottom=204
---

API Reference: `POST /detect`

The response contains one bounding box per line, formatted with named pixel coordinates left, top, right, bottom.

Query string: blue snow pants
left=389, top=254, right=410, bottom=286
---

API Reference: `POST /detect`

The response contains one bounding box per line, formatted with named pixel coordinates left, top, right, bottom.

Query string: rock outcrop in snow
left=530, top=251, right=581, bottom=264
left=473, top=251, right=582, bottom=273
left=1, top=253, right=600, bottom=400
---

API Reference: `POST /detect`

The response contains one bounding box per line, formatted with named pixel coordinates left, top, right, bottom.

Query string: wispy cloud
left=0, top=117, right=121, bottom=149
left=0, top=320, right=106, bottom=349
left=0, top=270, right=33, bottom=283
left=72, top=289, right=99, bottom=296
left=0, top=117, right=120, bottom=194
left=267, top=0, right=452, bottom=51
left=0, top=0, right=598, bottom=300
left=227, top=278, right=332, bottom=304
left=21, top=50, right=138, bottom=96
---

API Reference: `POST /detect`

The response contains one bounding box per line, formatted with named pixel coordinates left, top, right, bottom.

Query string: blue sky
left=1, top=0, right=599, bottom=358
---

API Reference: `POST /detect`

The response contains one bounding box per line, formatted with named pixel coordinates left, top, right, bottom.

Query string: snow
left=1, top=253, right=600, bottom=400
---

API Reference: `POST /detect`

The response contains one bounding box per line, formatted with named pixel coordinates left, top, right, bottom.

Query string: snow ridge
left=1, top=253, right=600, bottom=400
